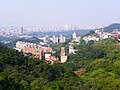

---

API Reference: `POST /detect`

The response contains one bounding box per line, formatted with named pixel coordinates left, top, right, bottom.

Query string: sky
left=0, top=0, right=120, bottom=27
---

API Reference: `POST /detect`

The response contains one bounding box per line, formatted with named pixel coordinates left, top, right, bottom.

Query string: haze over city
left=0, top=0, right=120, bottom=27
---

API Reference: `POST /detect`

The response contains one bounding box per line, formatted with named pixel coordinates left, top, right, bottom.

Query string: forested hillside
left=0, top=38, right=120, bottom=90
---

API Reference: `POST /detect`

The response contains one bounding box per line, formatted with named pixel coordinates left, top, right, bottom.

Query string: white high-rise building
left=52, top=35, right=59, bottom=44
left=61, top=47, right=67, bottom=63
left=59, top=35, right=66, bottom=43
left=73, top=32, right=77, bottom=39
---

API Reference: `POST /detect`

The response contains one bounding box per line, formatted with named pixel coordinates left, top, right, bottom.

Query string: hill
left=100, top=23, right=120, bottom=32
left=0, top=38, right=120, bottom=90
left=26, top=29, right=92, bottom=38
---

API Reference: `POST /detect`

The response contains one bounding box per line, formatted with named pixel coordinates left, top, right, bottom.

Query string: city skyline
left=0, top=0, right=120, bottom=27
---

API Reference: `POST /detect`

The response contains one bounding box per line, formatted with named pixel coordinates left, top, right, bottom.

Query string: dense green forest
left=0, top=38, right=120, bottom=90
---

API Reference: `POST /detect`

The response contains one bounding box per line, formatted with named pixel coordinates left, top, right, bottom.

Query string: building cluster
left=82, top=29, right=120, bottom=43
left=39, top=35, right=66, bottom=44
left=83, top=35, right=99, bottom=43
left=52, top=35, right=66, bottom=44
left=15, top=41, right=68, bottom=64
left=0, top=27, right=24, bottom=37
left=0, top=25, right=92, bottom=37
left=83, top=30, right=113, bottom=43
left=13, top=29, right=120, bottom=64
left=15, top=41, right=45, bottom=59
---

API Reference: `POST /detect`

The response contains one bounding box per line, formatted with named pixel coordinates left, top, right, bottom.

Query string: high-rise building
left=59, top=35, right=66, bottom=43
left=61, top=47, right=67, bottom=63
left=52, top=35, right=59, bottom=44
left=73, top=32, right=77, bottom=39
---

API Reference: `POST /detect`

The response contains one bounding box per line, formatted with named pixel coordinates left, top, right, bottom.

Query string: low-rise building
left=69, top=45, right=74, bottom=53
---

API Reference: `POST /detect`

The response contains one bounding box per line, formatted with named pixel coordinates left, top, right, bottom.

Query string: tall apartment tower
left=52, top=35, right=59, bottom=44
left=73, top=32, right=77, bottom=39
left=61, top=47, right=67, bottom=63
left=59, top=35, right=66, bottom=43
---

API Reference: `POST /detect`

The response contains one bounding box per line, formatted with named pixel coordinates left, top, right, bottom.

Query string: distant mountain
left=27, top=29, right=93, bottom=38
left=100, top=23, right=120, bottom=32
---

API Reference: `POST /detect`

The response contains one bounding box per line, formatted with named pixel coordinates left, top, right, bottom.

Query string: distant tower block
left=61, top=47, right=68, bottom=63
left=73, top=32, right=77, bottom=39
left=59, top=35, right=66, bottom=43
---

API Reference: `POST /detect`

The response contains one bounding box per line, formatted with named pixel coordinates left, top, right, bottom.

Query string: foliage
left=0, top=38, right=120, bottom=90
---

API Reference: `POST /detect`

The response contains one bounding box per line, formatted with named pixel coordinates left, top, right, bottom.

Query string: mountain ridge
left=99, top=23, right=120, bottom=32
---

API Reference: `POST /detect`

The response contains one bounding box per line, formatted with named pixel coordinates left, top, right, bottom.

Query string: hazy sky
left=0, top=0, right=120, bottom=27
